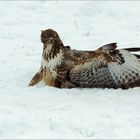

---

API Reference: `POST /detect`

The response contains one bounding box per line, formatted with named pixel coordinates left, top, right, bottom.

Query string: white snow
left=0, top=1, right=140, bottom=139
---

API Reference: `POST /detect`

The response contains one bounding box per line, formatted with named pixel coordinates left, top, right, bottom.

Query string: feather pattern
left=69, top=45, right=140, bottom=89
left=29, top=29, right=140, bottom=89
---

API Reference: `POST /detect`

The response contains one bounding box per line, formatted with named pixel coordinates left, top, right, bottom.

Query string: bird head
left=41, top=29, right=61, bottom=44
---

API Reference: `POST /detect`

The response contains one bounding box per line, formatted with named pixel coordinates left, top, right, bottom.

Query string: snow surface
left=0, top=1, right=140, bottom=139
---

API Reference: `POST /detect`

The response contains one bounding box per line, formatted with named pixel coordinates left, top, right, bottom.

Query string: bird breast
left=42, top=49, right=64, bottom=71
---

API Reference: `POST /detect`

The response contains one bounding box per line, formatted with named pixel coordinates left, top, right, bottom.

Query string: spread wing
left=69, top=43, right=140, bottom=89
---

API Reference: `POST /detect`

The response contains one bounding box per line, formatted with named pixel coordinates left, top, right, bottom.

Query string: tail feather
left=133, top=54, right=140, bottom=59
left=123, top=47, right=140, bottom=52
left=122, top=47, right=140, bottom=60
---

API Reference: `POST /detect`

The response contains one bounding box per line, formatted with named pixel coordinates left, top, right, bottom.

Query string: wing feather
left=108, top=50, right=140, bottom=89
left=69, top=44, right=140, bottom=89
left=69, top=58, right=117, bottom=88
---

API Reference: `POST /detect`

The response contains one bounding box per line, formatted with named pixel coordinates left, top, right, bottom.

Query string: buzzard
left=28, top=29, right=140, bottom=89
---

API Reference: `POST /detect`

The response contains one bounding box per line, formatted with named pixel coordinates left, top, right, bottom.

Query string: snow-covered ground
left=0, top=1, right=140, bottom=139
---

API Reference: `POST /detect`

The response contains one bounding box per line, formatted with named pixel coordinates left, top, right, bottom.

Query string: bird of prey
left=28, top=29, right=140, bottom=89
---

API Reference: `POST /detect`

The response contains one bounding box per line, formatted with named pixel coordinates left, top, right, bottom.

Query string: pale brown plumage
left=28, top=29, right=140, bottom=89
